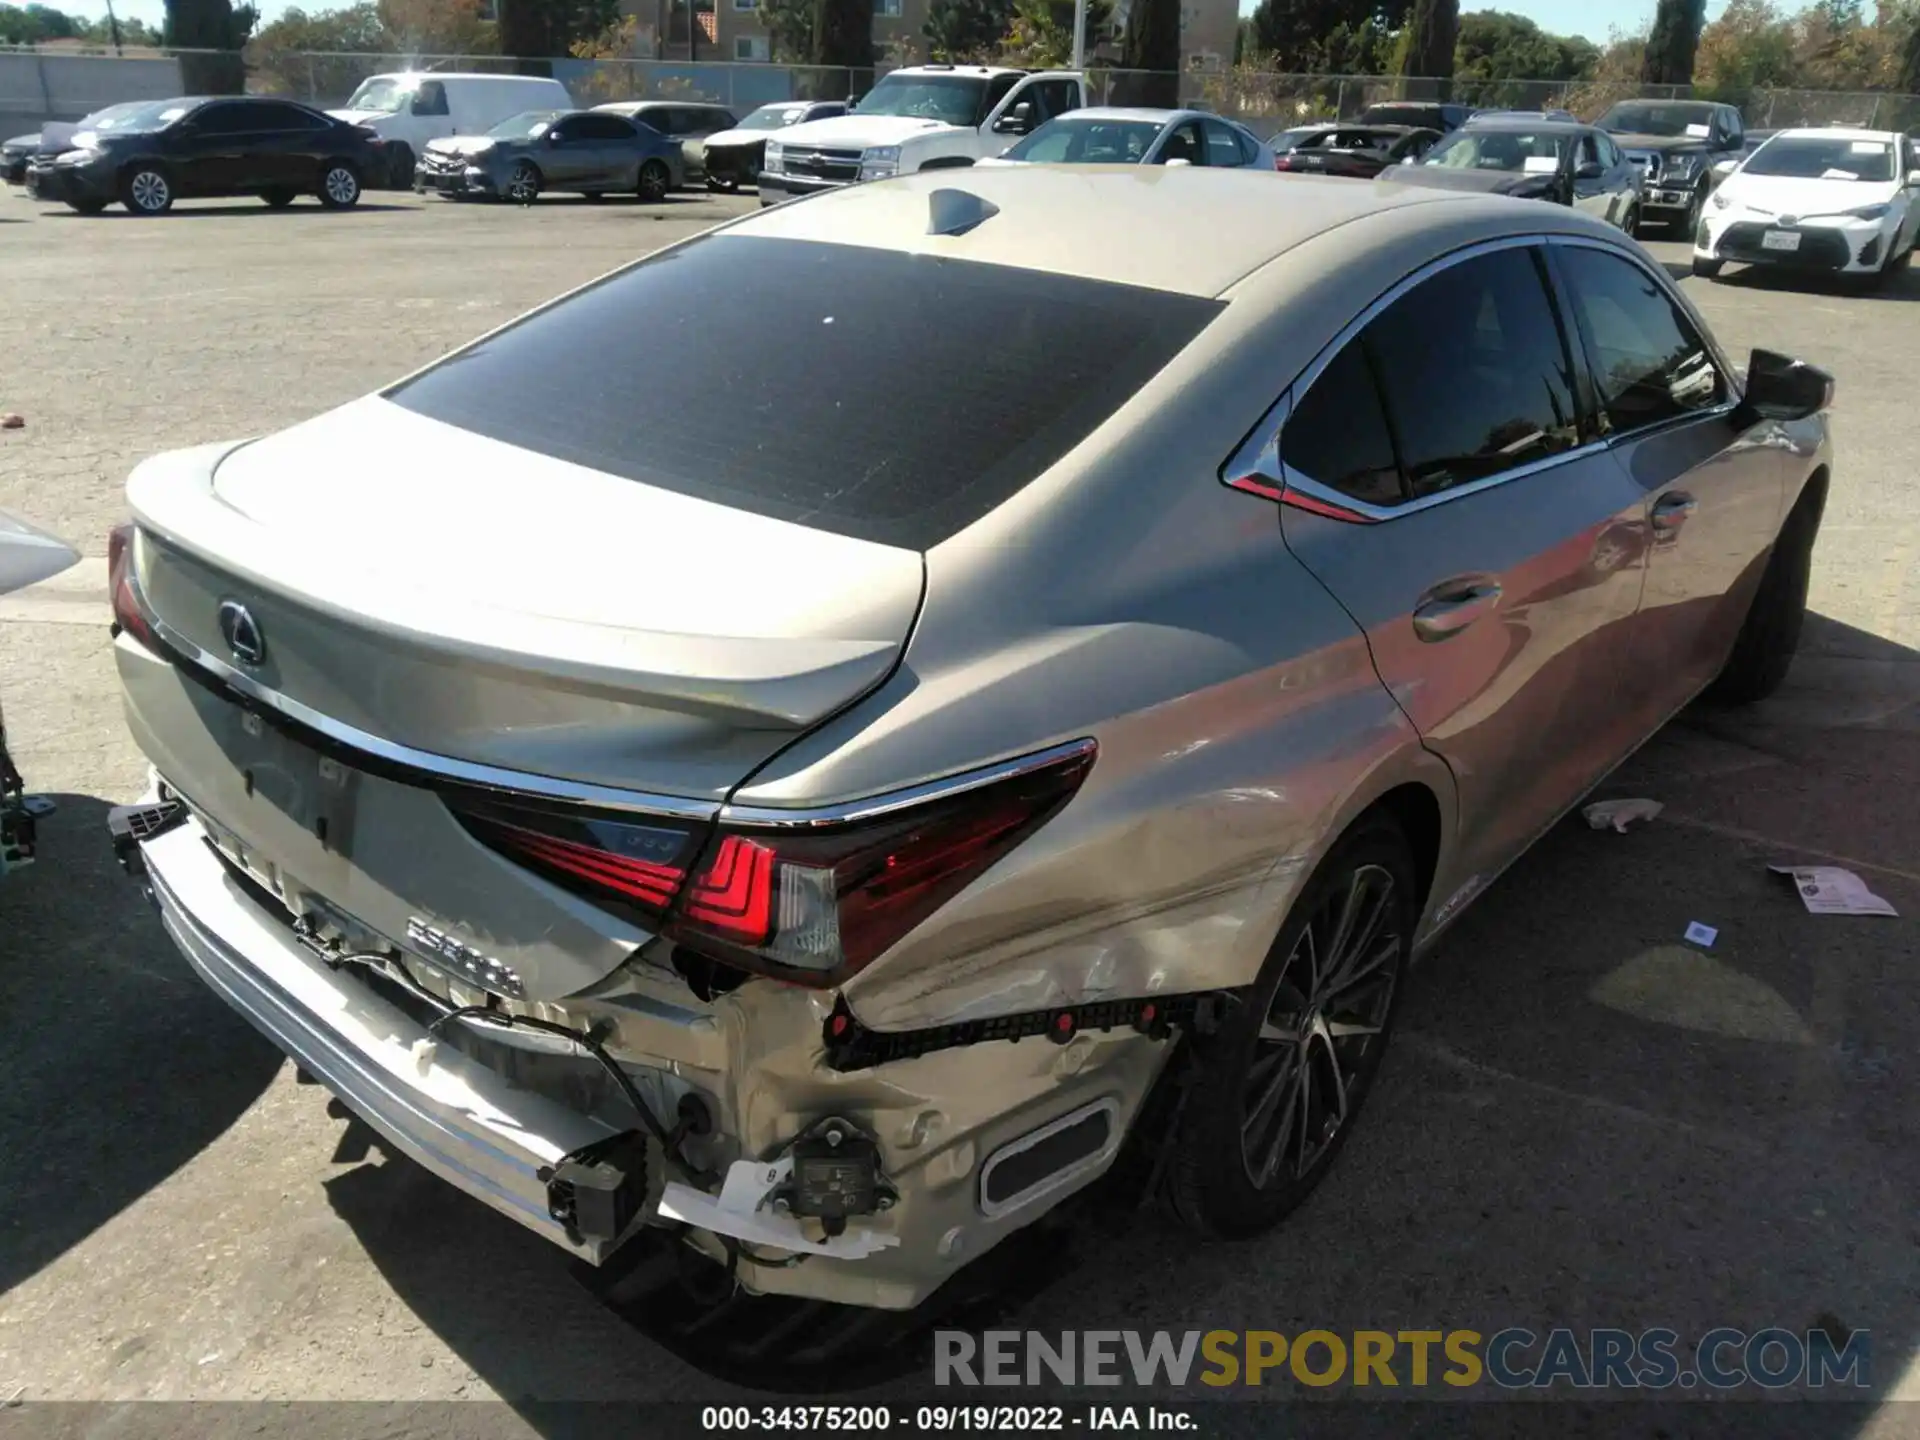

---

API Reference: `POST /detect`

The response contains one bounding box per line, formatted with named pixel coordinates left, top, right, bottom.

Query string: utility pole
left=1071, top=0, right=1086, bottom=67
left=104, top=0, right=124, bottom=52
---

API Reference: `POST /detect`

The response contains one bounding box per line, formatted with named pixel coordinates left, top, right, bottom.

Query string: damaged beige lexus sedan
left=107, top=167, right=1833, bottom=1313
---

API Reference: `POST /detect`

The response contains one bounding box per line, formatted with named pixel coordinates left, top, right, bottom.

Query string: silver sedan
left=983, top=106, right=1277, bottom=168
left=108, top=166, right=1833, bottom=1315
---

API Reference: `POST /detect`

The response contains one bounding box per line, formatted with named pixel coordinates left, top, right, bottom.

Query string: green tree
left=164, top=0, right=258, bottom=92
left=0, top=3, right=82, bottom=42
left=997, top=0, right=1111, bottom=65
left=923, top=0, right=1012, bottom=59
left=812, top=0, right=874, bottom=92
left=1640, top=0, right=1706, bottom=83
left=757, top=0, right=814, bottom=58
left=1691, top=0, right=1795, bottom=100
left=1250, top=0, right=1409, bottom=71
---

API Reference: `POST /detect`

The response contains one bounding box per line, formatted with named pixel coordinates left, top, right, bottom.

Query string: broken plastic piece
left=657, top=1156, right=900, bottom=1259
left=1768, top=865, right=1899, bottom=917
left=1684, top=921, right=1718, bottom=948
left=1583, top=798, right=1663, bottom=833
left=409, top=1037, right=437, bottom=1073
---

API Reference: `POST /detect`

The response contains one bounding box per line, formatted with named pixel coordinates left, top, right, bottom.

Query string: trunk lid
left=127, top=398, right=925, bottom=802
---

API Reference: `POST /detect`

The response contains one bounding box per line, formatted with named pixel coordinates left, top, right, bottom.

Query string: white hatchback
left=1694, top=126, right=1920, bottom=284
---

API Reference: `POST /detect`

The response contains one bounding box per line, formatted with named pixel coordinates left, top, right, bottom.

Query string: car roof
left=1047, top=107, right=1224, bottom=124
left=370, top=71, right=560, bottom=83
left=892, top=64, right=1029, bottom=77
left=1457, top=118, right=1592, bottom=134
left=728, top=166, right=1528, bottom=299
left=1773, top=125, right=1896, bottom=141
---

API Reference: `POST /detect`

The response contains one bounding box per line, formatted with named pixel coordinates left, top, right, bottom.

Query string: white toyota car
left=1694, top=126, right=1920, bottom=284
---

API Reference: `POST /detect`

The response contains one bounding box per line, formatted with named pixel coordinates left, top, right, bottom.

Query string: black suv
left=1594, top=98, right=1747, bottom=237
left=24, top=95, right=384, bottom=216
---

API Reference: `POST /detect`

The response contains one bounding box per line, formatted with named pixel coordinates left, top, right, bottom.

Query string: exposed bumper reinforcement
left=138, top=818, right=629, bottom=1262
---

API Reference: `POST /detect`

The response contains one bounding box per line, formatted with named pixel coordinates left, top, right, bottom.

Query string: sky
left=91, top=0, right=1726, bottom=53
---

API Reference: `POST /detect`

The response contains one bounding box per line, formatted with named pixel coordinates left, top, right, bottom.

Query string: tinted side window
left=238, top=102, right=302, bottom=132
left=1281, top=340, right=1405, bottom=507
left=628, top=108, right=666, bottom=133
left=1203, top=118, right=1245, bottom=166
left=1595, top=133, right=1619, bottom=166
left=575, top=114, right=636, bottom=140
left=1555, top=246, right=1726, bottom=433
left=982, top=74, right=1022, bottom=120
left=1031, top=80, right=1079, bottom=120
left=1236, top=126, right=1262, bottom=164
left=191, top=103, right=254, bottom=135
left=1362, top=247, right=1580, bottom=497
left=413, top=81, right=449, bottom=116
left=1158, top=121, right=1204, bottom=164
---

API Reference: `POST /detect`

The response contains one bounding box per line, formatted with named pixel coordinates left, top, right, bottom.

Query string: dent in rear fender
left=739, top=540, right=1447, bottom=1031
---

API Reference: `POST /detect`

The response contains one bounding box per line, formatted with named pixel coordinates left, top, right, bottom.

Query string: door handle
left=1651, top=492, right=1698, bottom=531
left=1411, top=578, right=1502, bottom=642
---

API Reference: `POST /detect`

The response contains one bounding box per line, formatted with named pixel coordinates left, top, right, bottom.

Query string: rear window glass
left=386, top=235, right=1221, bottom=550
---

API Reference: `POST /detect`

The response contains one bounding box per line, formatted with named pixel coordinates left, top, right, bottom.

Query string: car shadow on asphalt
left=312, top=611, right=1917, bottom=1416
left=1701, top=263, right=1920, bottom=302
left=0, top=793, right=283, bottom=1297
left=45, top=203, right=416, bottom=220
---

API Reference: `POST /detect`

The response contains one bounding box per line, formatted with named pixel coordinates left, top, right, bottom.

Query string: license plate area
left=229, top=709, right=361, bottom=853
left=1761, top=229, right=1802, bottom=252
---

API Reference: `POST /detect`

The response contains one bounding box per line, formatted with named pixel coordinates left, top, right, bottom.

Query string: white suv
left=758, top=65, right=1086, bottom=205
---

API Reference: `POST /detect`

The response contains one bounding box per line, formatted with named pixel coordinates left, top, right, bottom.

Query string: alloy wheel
left=508, top=163, right=540, bottom=205
left=638, top=160, right=670, bottom=203
left=323, top=166, right=359, bottom=206
left=128, top=169, right=169, bottom=214
left=1239, top=863, right=1401, bottom=1191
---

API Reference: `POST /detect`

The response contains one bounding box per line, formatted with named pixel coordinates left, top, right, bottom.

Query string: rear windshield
left=386, top=235, right=1221, bottom=550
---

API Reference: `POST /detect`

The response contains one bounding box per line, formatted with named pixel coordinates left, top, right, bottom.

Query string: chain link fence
left=7, top=43, right=1920, bottom=135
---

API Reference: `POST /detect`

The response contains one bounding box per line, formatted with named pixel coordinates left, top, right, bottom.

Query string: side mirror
left=1164, top=156, right=1192, bottom=167
left=1742, top=348, right=1834, bottom=422
left=992, top=102, right=1032, bottom=135
left=1575, top=160, right=1604, bottom=180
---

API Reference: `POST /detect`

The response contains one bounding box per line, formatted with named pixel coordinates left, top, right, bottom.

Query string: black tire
left=1692, top=256, right=1723, bottom=279
left=65, top=197, right=107, bottom=215
left=316, top=161, right=361, bottom=209
left=384, top=142, right=415, bottom=191
left=638, top=159, right=671, bottom=203
left=1620, top=201, right=1640, bottom=235
left=261, top=187, right=297, bottom=208
left=1678, top=186, right=1705, bottom=241
left=1706, top=479, right=1824, bottom=705
left=507, top=161, right=542, bottom=206
left=1165, top=814, right=1415, bottom=1240
left=119, top=164, right=172, bottom=216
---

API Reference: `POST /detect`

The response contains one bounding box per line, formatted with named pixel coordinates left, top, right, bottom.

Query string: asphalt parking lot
left=1, top=187, right=1917, bottom=1425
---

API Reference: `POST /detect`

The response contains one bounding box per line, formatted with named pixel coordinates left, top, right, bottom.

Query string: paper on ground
left=1684, top=921, right=1718, bottom=947
left=1768, top=865, right=1900, bottom=917
left=1583, top=798, right=1664, bottom=833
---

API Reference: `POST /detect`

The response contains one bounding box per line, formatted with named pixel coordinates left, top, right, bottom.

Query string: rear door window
left=1359, top=246, right=1581, bottom=498
left=1203, top=119, right=1247, bottom=166
left=1281, top=341, right=1405, bottom=506
left=387, top=237, right=1222, bottom=549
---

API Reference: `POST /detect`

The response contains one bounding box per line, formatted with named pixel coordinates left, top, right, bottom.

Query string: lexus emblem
left=217, top=600, right=266, bottom=667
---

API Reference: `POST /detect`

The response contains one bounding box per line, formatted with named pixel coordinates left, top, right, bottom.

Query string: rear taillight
left=448, top=740, right=1095, bottom=988
left=1274, top=155, right=1289, bottom=170
left=108, top=521, right=155, bottom=650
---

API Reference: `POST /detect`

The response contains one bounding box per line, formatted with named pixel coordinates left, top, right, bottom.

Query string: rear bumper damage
left=120, top=797, right=1181, bottom=1309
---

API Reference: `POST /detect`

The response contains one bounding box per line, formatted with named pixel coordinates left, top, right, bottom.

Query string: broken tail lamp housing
left=451, top=739, right=1097, bottom=989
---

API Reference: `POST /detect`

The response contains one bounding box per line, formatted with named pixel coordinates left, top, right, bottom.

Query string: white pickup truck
left=757, top=65, right=1087, bottom=206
